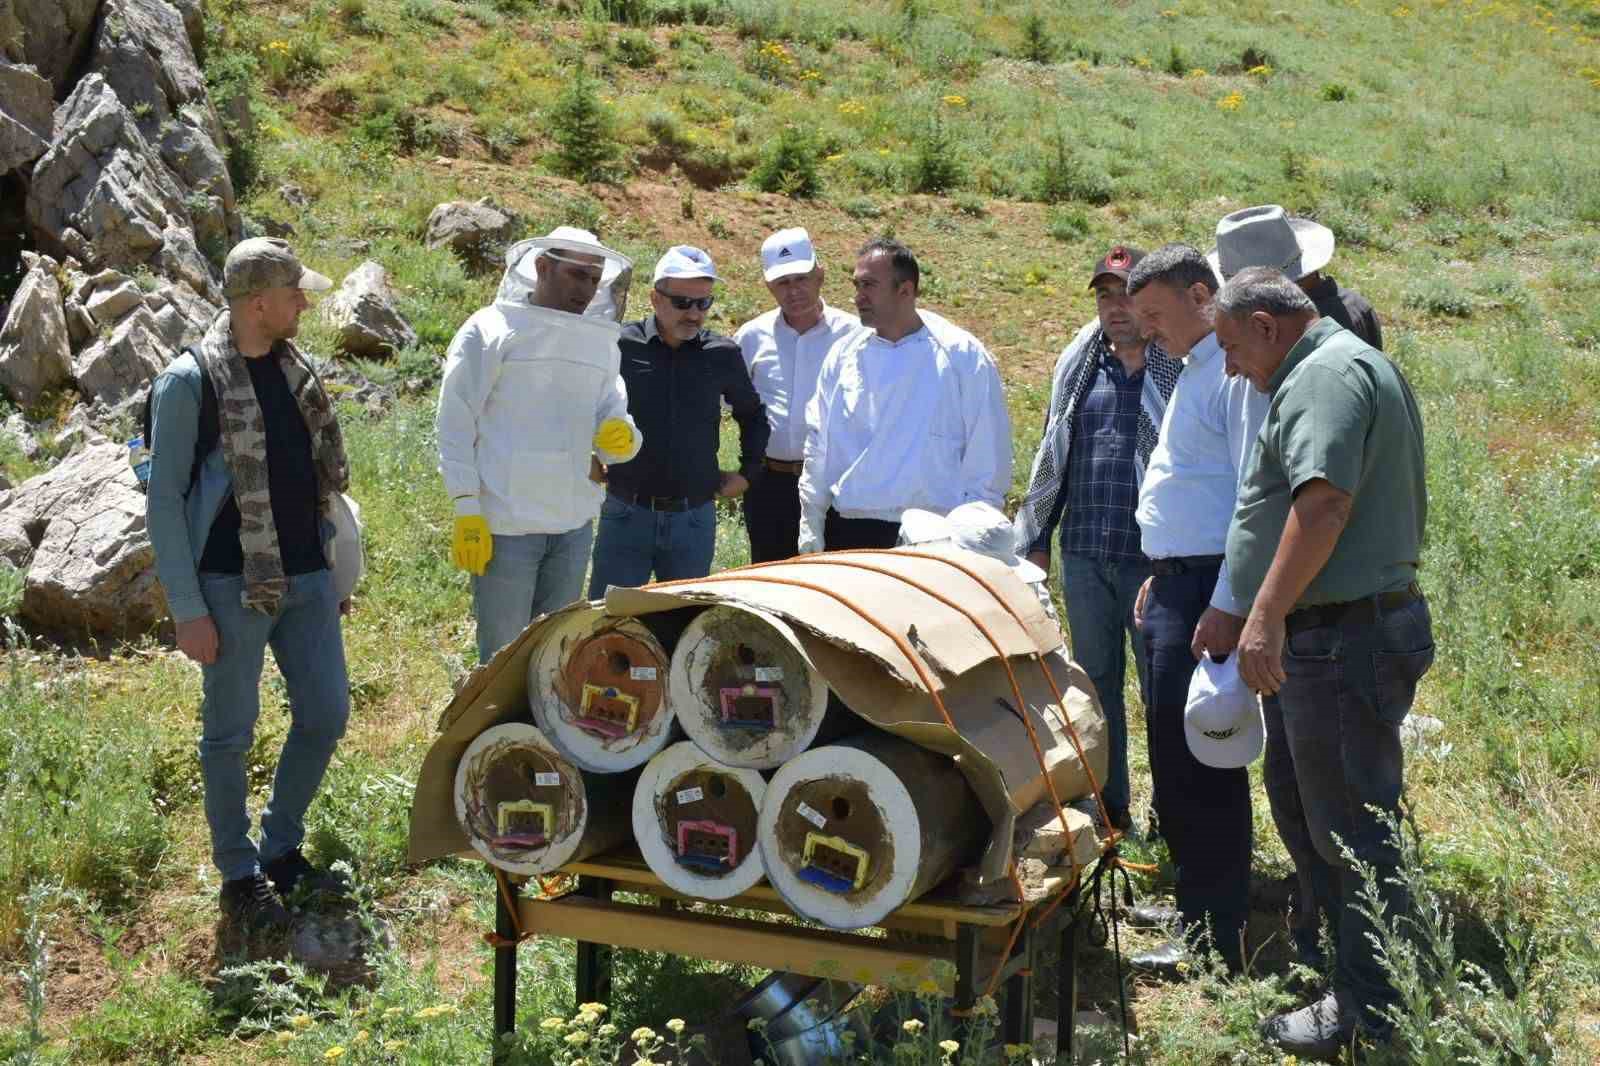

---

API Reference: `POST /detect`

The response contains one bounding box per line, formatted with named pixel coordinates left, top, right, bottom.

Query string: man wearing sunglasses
left=588, top=245, right=769, bottom=597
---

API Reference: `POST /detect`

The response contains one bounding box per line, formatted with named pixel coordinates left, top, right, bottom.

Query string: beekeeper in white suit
left=436, top=226, right=642, bottom=663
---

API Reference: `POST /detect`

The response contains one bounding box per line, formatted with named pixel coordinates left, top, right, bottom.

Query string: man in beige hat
left=1208, top=205, right=1383, bottom=350
left=436, top=225, right=641, bottom=663
left=146, top=237, right=353, bottom=935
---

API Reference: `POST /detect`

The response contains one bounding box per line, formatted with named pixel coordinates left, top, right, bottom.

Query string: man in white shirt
left=436, top=226, right=642, bottom=663
left=798, top=238, right=1011, bottom=552
left=1124, top=243, right=1268, bottom=977
left=735, top=228, right=861, bottom=562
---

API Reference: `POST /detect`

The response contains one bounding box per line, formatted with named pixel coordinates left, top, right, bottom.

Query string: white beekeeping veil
left=498, top=226, right=633, bottom=321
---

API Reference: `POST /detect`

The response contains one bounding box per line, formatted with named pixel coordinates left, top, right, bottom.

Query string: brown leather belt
left=1286, top=582, right=1423, bottom=635
left=763, top=457, right=804, bottom=475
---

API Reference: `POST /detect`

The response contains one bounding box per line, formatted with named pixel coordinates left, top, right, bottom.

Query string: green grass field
left=2, top=0, right=1598, bottom=1062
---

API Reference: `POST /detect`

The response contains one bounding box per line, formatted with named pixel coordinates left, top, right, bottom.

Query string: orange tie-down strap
left=647, top=551, right=1118, bottom=1005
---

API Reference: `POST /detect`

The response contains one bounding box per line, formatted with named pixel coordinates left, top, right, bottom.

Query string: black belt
left=763, top=457, right=804, bottom=475
left=1149, top=554, right=1224, bottom=576
left=1286, top=582, right=1423, bottom=635
left=607, top=489, right=713, bottom=512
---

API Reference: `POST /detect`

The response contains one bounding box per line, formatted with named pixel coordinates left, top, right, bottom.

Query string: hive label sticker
left=630, top=666, right=658, bottom=681
left=534, top=772, right=561, bottom=787
left=795, top=801, right=827, bottom=829
left=753, top=667, right=784, bottom=682
left=675, top=786, right=704, bottom=805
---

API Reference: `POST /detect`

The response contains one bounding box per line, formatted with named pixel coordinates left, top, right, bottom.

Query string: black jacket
left=1305, top=274, right=1383, bottom=351
left=608, top=316, right=769, bottom=499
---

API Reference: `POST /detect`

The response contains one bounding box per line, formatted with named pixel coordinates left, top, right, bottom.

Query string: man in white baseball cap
left=588, top=245, right=769, bottom=596
left=1209, top=205, right=1383, bottom=350
left=437, top=225, right=642, bottom=662
left=735, top=227, right=862, bottom=562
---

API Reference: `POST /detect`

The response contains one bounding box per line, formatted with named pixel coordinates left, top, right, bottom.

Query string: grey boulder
left=0, top=257, right=73, bottom=409
left=321, top=261, right=417, bottom=357
left=0, top=0, right=101, bottom=96
left=73, top=305, right=170, bottom=404
left=425, top=197, right=516, bottom=270
left=0, top=61, right=53, bottom=175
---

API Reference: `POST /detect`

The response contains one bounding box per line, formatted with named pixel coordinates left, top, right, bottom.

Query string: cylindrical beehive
left=527, top=608, right=677, bottom=773
left=669, top=605, right=834, bottom=769
left=758, top=733, right=989, bottom=929
left=453, top=722, right=635, bottom=874
left=631, top=741, right=768, bottom=900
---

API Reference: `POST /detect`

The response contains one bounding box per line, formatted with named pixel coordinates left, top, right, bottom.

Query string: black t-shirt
left=198, top=355, right=326, bottom=576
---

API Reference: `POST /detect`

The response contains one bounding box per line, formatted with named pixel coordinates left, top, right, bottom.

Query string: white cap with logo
left=1183, top=655, right=1265, bottom=769
left=760, top=226, right=817, bottom=282
left=652, top=245, right=719, bottom=284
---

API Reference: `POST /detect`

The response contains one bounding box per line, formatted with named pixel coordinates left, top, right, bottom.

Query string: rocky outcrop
left=321, top=261, right=417, bottom=357
left=0, top=61, right=53, bottom=175
left=425, top=197, right=517, bottom=270
left=0, top=0, right=102, bottom=97
left=2, top=441, right=166, bottom=635
left=141, top=281, right=218, bottom=350
left=72, top=304, right=169, bottom=405
left=26, top=74, right=222, bottom=300
left=0, top=256, right=73, bottom=408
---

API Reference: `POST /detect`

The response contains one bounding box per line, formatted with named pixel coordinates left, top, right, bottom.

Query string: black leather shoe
left=1259, top=992, right=1355, bottom=1061
left=1128, top=938, right=1190, bottom=979
left=262, top=847, right=349, bottom=902
left=219, top=873, right=291, bottom=934
left=1125, top=901, right=1178, bottom=931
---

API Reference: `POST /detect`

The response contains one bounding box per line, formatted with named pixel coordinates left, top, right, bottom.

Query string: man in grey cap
left=146, top=237, right=353, bottom=935
left=1209, top=205, right=1383, bottom=350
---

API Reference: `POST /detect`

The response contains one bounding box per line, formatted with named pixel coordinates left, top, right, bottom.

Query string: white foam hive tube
left=669, top=604, right=832, bottom=770
left=527, top=608, right=677, bottom=773
left=758, top=732, right=989, bottom=930
left=453, top=722, right=635, bottom=875
left=631, top=741, right=768, bottom=900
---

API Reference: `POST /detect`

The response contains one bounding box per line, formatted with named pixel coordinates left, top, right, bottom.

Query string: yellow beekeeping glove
left=451, top=514, right=493, bottom=575
left=593, top=417, right=635, bottom=456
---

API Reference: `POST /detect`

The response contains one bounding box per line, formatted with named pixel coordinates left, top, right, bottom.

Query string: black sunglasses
left=659, top=293, right=714, bottom=312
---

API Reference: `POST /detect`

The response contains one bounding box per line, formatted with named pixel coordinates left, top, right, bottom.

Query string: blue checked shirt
left=1059, top=347, right=1146, bottom=563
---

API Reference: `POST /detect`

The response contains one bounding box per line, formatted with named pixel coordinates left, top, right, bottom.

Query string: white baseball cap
left=761, top=227, right=817, bottom=282
left=652, top=244, right=719, bottom=285
left=898, top=502, right=1047, bottom=585
left=1184, top=655, right=1264, bottom=768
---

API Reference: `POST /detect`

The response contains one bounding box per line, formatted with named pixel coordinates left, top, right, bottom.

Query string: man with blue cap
left=587, top=245, right=768, bottom=596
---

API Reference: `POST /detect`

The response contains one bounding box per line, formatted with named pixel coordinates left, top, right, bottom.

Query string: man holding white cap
left=588, top=245, right=768, bottom=596
left=799, top=237, right=1011, bottom=552
left=146, top=237, right=353, bottom=933
left=437, top=226, right=642, bottom=662
left=1209, top=204, right=1383, bottom=350
left=735, top=227, right=862, bottom=562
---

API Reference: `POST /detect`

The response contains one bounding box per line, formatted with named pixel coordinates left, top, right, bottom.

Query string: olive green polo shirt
left=1225, top=318, right=1427, bottom=609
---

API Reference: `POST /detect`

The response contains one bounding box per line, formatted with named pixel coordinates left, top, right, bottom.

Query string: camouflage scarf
left=198, top=310, right=350, bottom=615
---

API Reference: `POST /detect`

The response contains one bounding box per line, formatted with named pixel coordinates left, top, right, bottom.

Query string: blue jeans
left=1057, top=551, right=1151, bottom=816
left=1141, top=562, right=1252, bottom=968
left=473, top=523, right=594, bottom=663
left=197, top=569, right=350, bottom=882
left=587, top=495, right=717, bottom=599
left=1278, top=595, right=1434, bottom=1029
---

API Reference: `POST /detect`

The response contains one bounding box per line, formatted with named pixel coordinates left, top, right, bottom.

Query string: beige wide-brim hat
left=1206, top=204, right=1335, bottom=282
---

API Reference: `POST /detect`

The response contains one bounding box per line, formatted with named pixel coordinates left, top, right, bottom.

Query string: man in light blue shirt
left=1124, top=244, right=1268, bottom=977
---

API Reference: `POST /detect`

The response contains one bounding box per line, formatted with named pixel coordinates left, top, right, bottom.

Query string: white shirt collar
left=1185, top=331, right=1222, bottom=366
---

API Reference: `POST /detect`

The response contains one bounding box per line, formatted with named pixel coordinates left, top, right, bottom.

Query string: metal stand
left=488, top=861, right=1088, bottom=1059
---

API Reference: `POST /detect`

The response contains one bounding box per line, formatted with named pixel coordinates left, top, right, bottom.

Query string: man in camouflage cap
left=146, top=237, right=353, bottom=935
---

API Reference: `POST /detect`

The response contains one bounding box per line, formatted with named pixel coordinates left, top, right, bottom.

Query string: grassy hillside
left=3, top=0, right=1599, bottom=1062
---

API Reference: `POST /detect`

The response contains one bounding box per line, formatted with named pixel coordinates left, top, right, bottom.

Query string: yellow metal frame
left=802, top=832, right=871, bottom=890
left=579, top=684, right=640, bottom=733
left=497, top=800, right=553, bottom=837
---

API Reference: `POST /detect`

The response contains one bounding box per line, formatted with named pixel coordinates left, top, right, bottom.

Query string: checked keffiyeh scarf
left=199, top=310, right=350, bottom=616
left=1012, top=320, right=1183, bottom=556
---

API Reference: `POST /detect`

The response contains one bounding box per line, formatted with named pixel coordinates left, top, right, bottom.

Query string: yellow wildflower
left=902, top=1018, right=926, bottom=1035
left=877, top=147, right=890, bottom=155
left=1392, top=3, right=1412, bottom=14
left=942, top=94, right=968, bottom=106
left=1003, top=1044, right=1030, bottom=1060
left=324, top=1049, right=346, bottom=1062
left=631, top=1026, right=657, bottom=1043
left=1159, top=8, right=1179, bottom=16
left=824, top=152, right=844, bottom=162
left=565, top=1031, right=590, bottom=1047
left=940, top=1039, right=961, bottom=1054
left=541, top=1017, right=567, bottom=1032
left=576, top=1011, right=600, bottom=1028
left=916, top=978, right=941, bottom=995
left=1187, top=67, right=1207, bottom=78
left=598, top=1023, right=618, bottom=1037
left=291, top=1014, right=315, bottom=1030
left=1217, top=91, right=1245, bottom=111
left=579, top=1002, right=607, bottom=1015
left=1248, top=63, right=1274, bottom=77
left=383, top=1040, right=409, bottom=1052
left=1134, top=55, right=1152, bottom=69
left=275, top=1032, right=297, bottom=1045
left=666, top=1019, right=686, bottom=1034
left=352, top=1030, right=370, bottom=1045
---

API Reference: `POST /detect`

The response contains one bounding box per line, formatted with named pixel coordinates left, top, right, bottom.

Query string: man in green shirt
left=1216, top=268, right=1434, bottom=1060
